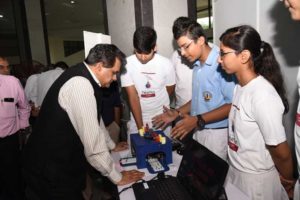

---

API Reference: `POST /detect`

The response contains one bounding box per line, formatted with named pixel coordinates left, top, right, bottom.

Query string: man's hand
left=112, top=141, right=128, bottom=152
left=117, top=170, right=145, bottom=186
left=31, top=105, right=40, bottom=117
left=152, top=106, right=178, bottom=129
left=171, top=114, right=197, bottom=140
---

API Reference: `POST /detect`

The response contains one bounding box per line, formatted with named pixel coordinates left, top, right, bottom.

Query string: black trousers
left=23, top=170, right=84, bottom=200
left=0, top=133, right=23, bottom=200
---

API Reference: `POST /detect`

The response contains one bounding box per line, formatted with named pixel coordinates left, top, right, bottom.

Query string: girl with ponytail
left=218, top=25, right=293, bottom=200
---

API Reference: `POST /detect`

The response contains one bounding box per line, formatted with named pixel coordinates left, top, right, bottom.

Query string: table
left=112, top=149, right=250, bottom=200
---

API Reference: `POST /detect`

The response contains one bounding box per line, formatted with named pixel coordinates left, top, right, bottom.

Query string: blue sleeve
left=218, top=67, right=237, bottom=104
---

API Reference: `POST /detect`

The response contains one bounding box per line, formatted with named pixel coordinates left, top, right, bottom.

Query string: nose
left=180, top=49, right=187, bottom=57
left=141, top=54, right=147, bottom=61
left=4, top=66, right=10, bottom=75
left=284, top=0, right=290, bottom=8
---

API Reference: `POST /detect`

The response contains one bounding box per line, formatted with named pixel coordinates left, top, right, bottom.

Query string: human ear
left=240, top=50, right=251, bottom=64
left=197, top=36, right=205, bottom=45
left=153, top=45, right=157, bottom=52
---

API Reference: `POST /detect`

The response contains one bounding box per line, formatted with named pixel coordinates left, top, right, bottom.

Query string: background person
left=170, top=50, right=193, bottom=109
left=0, top=57, right=31, bottom=199
left=283, top=0, right=300, bottom=199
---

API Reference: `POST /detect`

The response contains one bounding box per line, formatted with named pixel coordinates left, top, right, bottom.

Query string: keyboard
left=133, top=176, right=192, bottom=200
left=148, top=177, right=187, bottom=200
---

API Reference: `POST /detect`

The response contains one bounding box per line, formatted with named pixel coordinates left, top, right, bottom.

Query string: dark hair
left=54, top=61, right=69, bottom=70
left=133, top=26, right=157, bottom=54
left=219, top=25, right=289, bottom=113
left=84, top=44, right=127, bottom=74
left=0, top=56, right=8, bottom=62
left=172, top=16, right=207, bottom=44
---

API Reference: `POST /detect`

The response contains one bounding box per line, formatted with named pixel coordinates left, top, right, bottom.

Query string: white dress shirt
left=58, top=63, right=122, bottom=183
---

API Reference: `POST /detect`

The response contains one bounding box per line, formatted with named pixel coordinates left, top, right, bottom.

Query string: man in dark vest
left=22, top=44, right=144, bottom=200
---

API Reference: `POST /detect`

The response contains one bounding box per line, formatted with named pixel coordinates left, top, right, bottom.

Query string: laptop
left=132, top=139, right=229, bottom=200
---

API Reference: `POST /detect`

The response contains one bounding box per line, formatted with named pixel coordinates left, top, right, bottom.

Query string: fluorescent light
left=70, top=0, right=76, bottom=4
left=0, top=14, right=4, bottom=18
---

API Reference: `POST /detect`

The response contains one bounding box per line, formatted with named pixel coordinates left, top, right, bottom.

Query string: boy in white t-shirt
left=121, top=26, right=175, bottom=138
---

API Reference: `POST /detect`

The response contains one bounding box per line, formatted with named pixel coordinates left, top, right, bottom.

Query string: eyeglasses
left=219, top=51, right=236, bottom=57
left=178, top=40, right=193, bottom=52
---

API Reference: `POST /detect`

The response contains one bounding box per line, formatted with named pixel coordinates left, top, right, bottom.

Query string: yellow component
left=139, top=128, right=145, bottom=136
left=161, top=137, right=166, bottom=144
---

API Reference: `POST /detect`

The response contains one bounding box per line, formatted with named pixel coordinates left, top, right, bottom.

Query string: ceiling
left=44, top=0, right=105, bottom=39
left=44, top=0, right=210, bottom=39
left=0, top=0, right=16, bottom=33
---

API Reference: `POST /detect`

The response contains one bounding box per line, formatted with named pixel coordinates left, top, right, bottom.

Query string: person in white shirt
left=36, top=61, right=69, bottom=107
left=170, top=50, right=193, bottom=109
left=282, top=0, right=300, bottom=199
left=25, top=62, right=48, bottom=124
left=121, top=26, right=175, bottom=139
left=219, top=25, right=293, bottom=200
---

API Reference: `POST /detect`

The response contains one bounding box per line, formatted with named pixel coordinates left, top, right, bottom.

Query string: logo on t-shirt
left=296, top=113, right=300, bottom=127
left=141, top=91, right=155, bottom=98
left=228, top=104, right=239, bottom=152
left=203, top=91, right=212, bottom=101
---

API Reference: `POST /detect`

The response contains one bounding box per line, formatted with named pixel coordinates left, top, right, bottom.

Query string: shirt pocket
left=0, top=98, right=17, bottom=118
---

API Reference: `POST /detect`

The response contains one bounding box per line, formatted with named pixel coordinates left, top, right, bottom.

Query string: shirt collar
left=204, top=44, right=219, bottom=66
left=84, top=62, right=102, bottom=87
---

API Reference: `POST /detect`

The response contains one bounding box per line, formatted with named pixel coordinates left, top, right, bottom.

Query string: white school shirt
left=170, top=50, right=193, bottom=108
left=121, top=53, right=175, bottom=123
left=228, top=76, right=286, bottom=174
left=37, top=68, right=64, bottom=106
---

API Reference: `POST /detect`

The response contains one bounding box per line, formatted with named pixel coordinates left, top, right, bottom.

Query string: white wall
left=106, top=0, right=188, bottom=58
left=153, top=0, right=188, bottom=57
left=106, top=0, right=136, bottom=56
left=25, top=0, right=48, bottom=65
left=48, top=37, right=84, bottom=66
left=213, top=0, right=300, bottom=144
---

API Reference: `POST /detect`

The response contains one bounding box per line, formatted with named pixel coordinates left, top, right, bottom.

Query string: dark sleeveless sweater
left=23, top=63, right=102, bottom=190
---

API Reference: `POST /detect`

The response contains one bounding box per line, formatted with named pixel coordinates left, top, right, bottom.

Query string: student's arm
left=201, top=103, right=231, bottom=124
left=152, top=100, right=191, bottom=130
left=166, top=85, right=175, bottom=96
left=171, top=103, right=231, bottom=140
left=114, top=106, right=121, bottom=126
left=112, top=85, right=122, bottom=126
left=267, top=141, right=294, bottom=180
left=124, top=85, right=143, bottom=129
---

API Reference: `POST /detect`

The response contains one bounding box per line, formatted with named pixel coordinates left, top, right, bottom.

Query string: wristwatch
left=196, top=115, right=206, bottom=130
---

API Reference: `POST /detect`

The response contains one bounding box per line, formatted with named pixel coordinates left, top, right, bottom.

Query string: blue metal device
left=130, top=130, right=172, bottom=172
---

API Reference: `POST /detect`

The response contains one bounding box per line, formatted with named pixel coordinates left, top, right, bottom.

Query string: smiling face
left=284, top=0, right=300, bottom=20
left=94, top=58, right=121, bottom=88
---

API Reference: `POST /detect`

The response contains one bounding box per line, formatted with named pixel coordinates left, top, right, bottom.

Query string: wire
left=118, top=179, right=146, bottom=195
left=118, top=185, right=132, bottom=195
